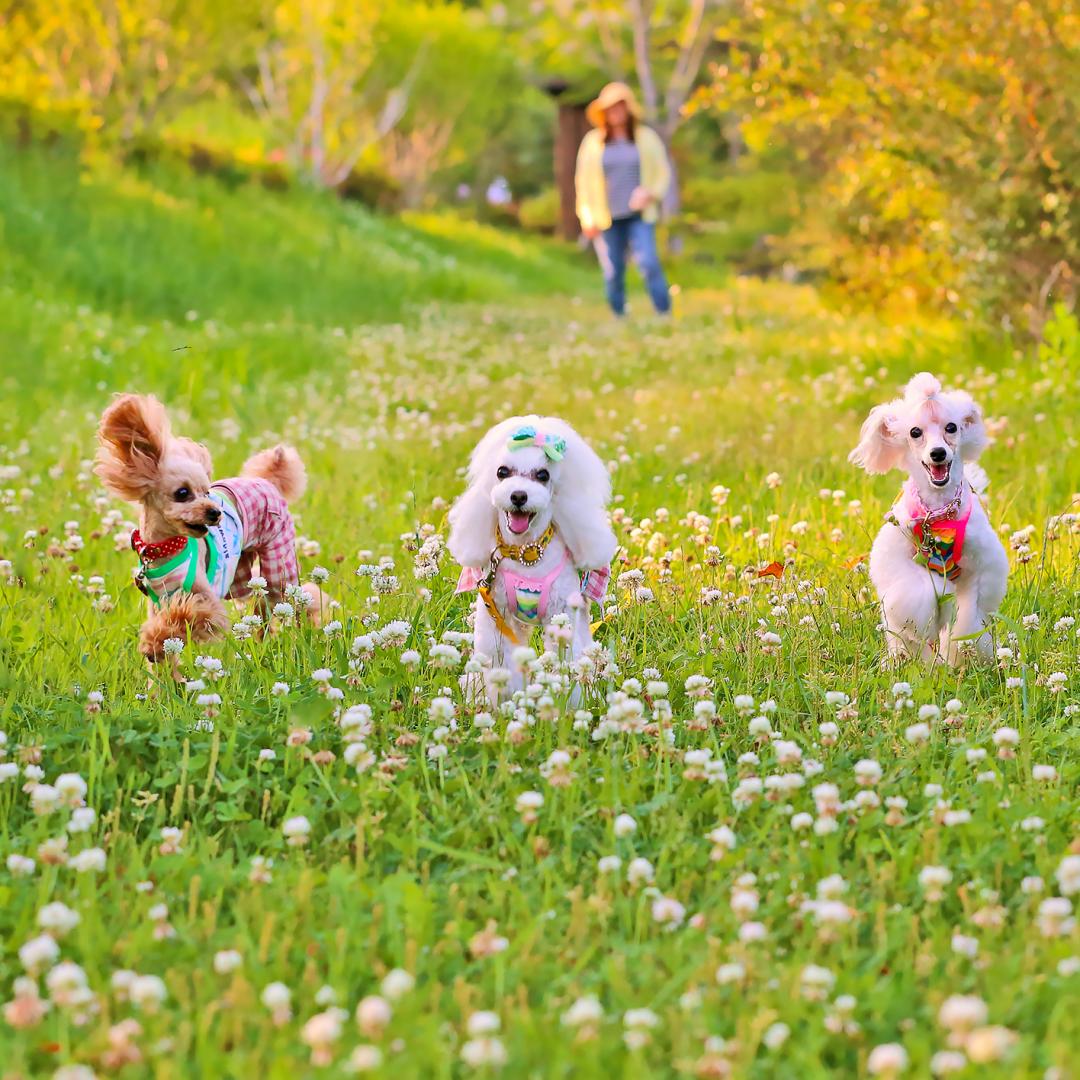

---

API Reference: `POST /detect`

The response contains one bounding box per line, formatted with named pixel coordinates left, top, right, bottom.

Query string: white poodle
left=448, top=416, right=618, bottom=700
left=849, top=372, right=1009, bottom=664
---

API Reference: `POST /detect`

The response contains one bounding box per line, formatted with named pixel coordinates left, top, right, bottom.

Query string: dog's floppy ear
left=448, top=422, right=513, bottom=568
left=448, top=480, right=499, bottom=568
left=95, top=393, right=170, bottom=501
left=952, top=393, right=988, bottom=461
left=550, top=424, right=617, bottom=570
left=173, top=437, right=213, bottom=475
left=848, top=403, right=904, bottom=474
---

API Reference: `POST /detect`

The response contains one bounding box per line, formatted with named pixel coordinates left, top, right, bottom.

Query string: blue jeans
left=595, top=214, right=671, bottom=316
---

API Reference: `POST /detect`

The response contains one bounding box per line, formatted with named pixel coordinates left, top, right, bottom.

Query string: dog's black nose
left=929, top=447, right=948, bottom=463
left=510, top=490, right=528, bottom=508
left=205, top=507, right=221, bottom=525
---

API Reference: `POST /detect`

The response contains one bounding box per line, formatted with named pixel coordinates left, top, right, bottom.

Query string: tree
left=369, top=3, right=525, bottom=208
left=713, top=0, right=1079, bottom=328
left=236, top=0, right=424, bottom=189
left=0, top=0, right=241, bottom=140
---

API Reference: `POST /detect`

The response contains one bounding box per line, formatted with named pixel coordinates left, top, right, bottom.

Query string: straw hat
left=586, top=82, right=643, bottom=128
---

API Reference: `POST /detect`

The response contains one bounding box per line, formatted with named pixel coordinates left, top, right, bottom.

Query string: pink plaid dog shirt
left=136, top=477, right=299, bottom=604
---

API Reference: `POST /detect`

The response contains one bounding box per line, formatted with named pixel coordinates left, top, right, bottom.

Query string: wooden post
left=543, top=80, right=591, bottom=242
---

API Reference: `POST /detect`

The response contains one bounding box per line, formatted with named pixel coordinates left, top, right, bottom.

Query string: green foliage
left=0, top=143, right=1078, bottom=1075
left=714, top=0, right=1080, bottom=329
left=676, top=168, right=800, bottom=272
left=0, top=142, right=594, bottom=396
left=518, top=186, right=560, bottom=233
left=0, top=0, right=245, bottom=139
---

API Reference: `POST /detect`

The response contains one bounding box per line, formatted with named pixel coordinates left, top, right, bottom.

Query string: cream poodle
left=448, top=416, right=617, bottom=700
left=849, top=372, right=1009, bottom=664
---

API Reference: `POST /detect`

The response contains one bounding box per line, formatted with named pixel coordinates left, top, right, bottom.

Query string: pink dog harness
left=902, top=480, right=972, bottom=581
left=456, top=556, right=609, bottom=632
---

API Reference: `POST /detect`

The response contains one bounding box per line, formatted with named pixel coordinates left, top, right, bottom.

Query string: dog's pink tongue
left=508, top=511, right=532, bottom=535
left=930, top=463, right=950, bottom=483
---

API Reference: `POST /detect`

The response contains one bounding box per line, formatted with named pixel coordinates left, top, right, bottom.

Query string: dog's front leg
left=941, top=586, right=991, bottom=665
left=139, top=591, right=229, bottom=672
left=467, top=597, right=504, bottom=707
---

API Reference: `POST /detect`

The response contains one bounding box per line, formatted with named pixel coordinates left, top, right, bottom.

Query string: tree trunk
left=659, top=128, right=684, bottom=254
left=554, top=100, right=589, bottom=241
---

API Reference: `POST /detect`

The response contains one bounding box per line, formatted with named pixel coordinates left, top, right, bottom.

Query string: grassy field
left=1, top=146, right=1078, bottom=1078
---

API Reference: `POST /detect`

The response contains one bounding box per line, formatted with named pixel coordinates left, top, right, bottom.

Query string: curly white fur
left=448, top=416, right=617, bottom=702
left=850, top=372, right=1008, bottom=665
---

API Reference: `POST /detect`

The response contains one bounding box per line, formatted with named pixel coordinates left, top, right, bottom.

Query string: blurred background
left=1, top=0, right=1076, bottom=335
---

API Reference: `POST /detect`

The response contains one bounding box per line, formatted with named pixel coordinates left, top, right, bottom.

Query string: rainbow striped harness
left=902, top=480, right=972, bottom=582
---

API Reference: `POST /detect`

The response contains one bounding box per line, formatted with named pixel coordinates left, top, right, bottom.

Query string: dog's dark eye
left=944, top=422, right=958, bottom=434
left=496, top=466, right=511, bottom=480
left=909, top=427, right=923, bottom=440
left=174, top=487, right=192, bottom=502
left=535, top=468, right=550, bottom=484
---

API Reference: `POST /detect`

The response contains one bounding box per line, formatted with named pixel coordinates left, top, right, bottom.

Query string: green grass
left=0, top=144, right=1078, bottom=1078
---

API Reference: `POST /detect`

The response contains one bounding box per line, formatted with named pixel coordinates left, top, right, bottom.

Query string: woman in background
left=575, top=82, right=672, bottom=318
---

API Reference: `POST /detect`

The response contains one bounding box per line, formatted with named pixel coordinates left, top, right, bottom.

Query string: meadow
left=0, top=147, right=1078, bottom=1078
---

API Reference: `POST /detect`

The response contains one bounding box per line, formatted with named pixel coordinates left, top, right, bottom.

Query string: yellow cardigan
left=574, top=125, right=671, bottom=232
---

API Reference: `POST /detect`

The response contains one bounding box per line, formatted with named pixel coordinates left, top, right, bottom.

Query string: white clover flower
left=763, top=1022, right=790, bottom=1049
left=130, top=974, right=167, bottom=1011
left=30, top=784, right=61, bottom=815
left=1032, top=764, right=1058, bottom=782
left=515, top=791, right=543, bottom=814
left=905, top=723, right=931, bottom=744
left=938, top=994, right=988, bottom=1033
left=262, top=981, right=291, bottom=1010
left=930, top=1050, right=968, bottom=1075
left=69, top=848, right=106, bottom=873
left=651, top=895, right=686, bottom=927
left=460, top=1036, right=507, bottom=1067
left=867, top=1043, right=909, bottom=1076
left=799, top=964, right=835, bottom=1000
left=626, top=857, right=655, bottom=885
left=1037, top=897, right=1075, bottom=937
left=1056, top=855, right=1080, bottom=896
left=733, top=694, right=755, bottom=716
left=7, top=853, right=35, bottom=876
left=283, top=816, right=312, bottom=846
left=356, top=994, right=392, bottom=1035
left=853, top=759, right=882, bottom=786
left=598, top=855, right=622, bottom=875
left=951, top=933, right=978, bottom=958
left=213, top=950, right=243, bottom=975
left=561, top=995, right=603, bottom=1027
left=715, top=962, right=745, bottom=985
left=381, top=968, right=415, bottom=1001
left=38, top=902, right=80, bottom=936
left=623, top=1007, right=659, bottom=1029
left=19, top=933, right=60, bottom=973
left=919, top=865, right=952, bottom=900
left=613, top=813, right=637, bottom=838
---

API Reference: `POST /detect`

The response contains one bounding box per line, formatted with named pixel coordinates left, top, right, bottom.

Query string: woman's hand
left=581, top=224, right=601, bottom=239
left=628, top=186, right=653, bottom=212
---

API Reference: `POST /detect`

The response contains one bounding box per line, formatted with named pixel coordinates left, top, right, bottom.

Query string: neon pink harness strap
left=455, top=560, right=610, bottom=613
left=902, top=481, right=973, bottom=580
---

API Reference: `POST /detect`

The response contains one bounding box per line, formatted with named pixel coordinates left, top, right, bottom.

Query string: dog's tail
left=964, top=462, right=990, bottom=495
left=241, top=445, right=307, bottom=504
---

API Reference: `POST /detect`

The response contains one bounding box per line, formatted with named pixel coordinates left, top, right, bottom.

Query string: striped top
left=602, top=138, right=641, bottom=221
